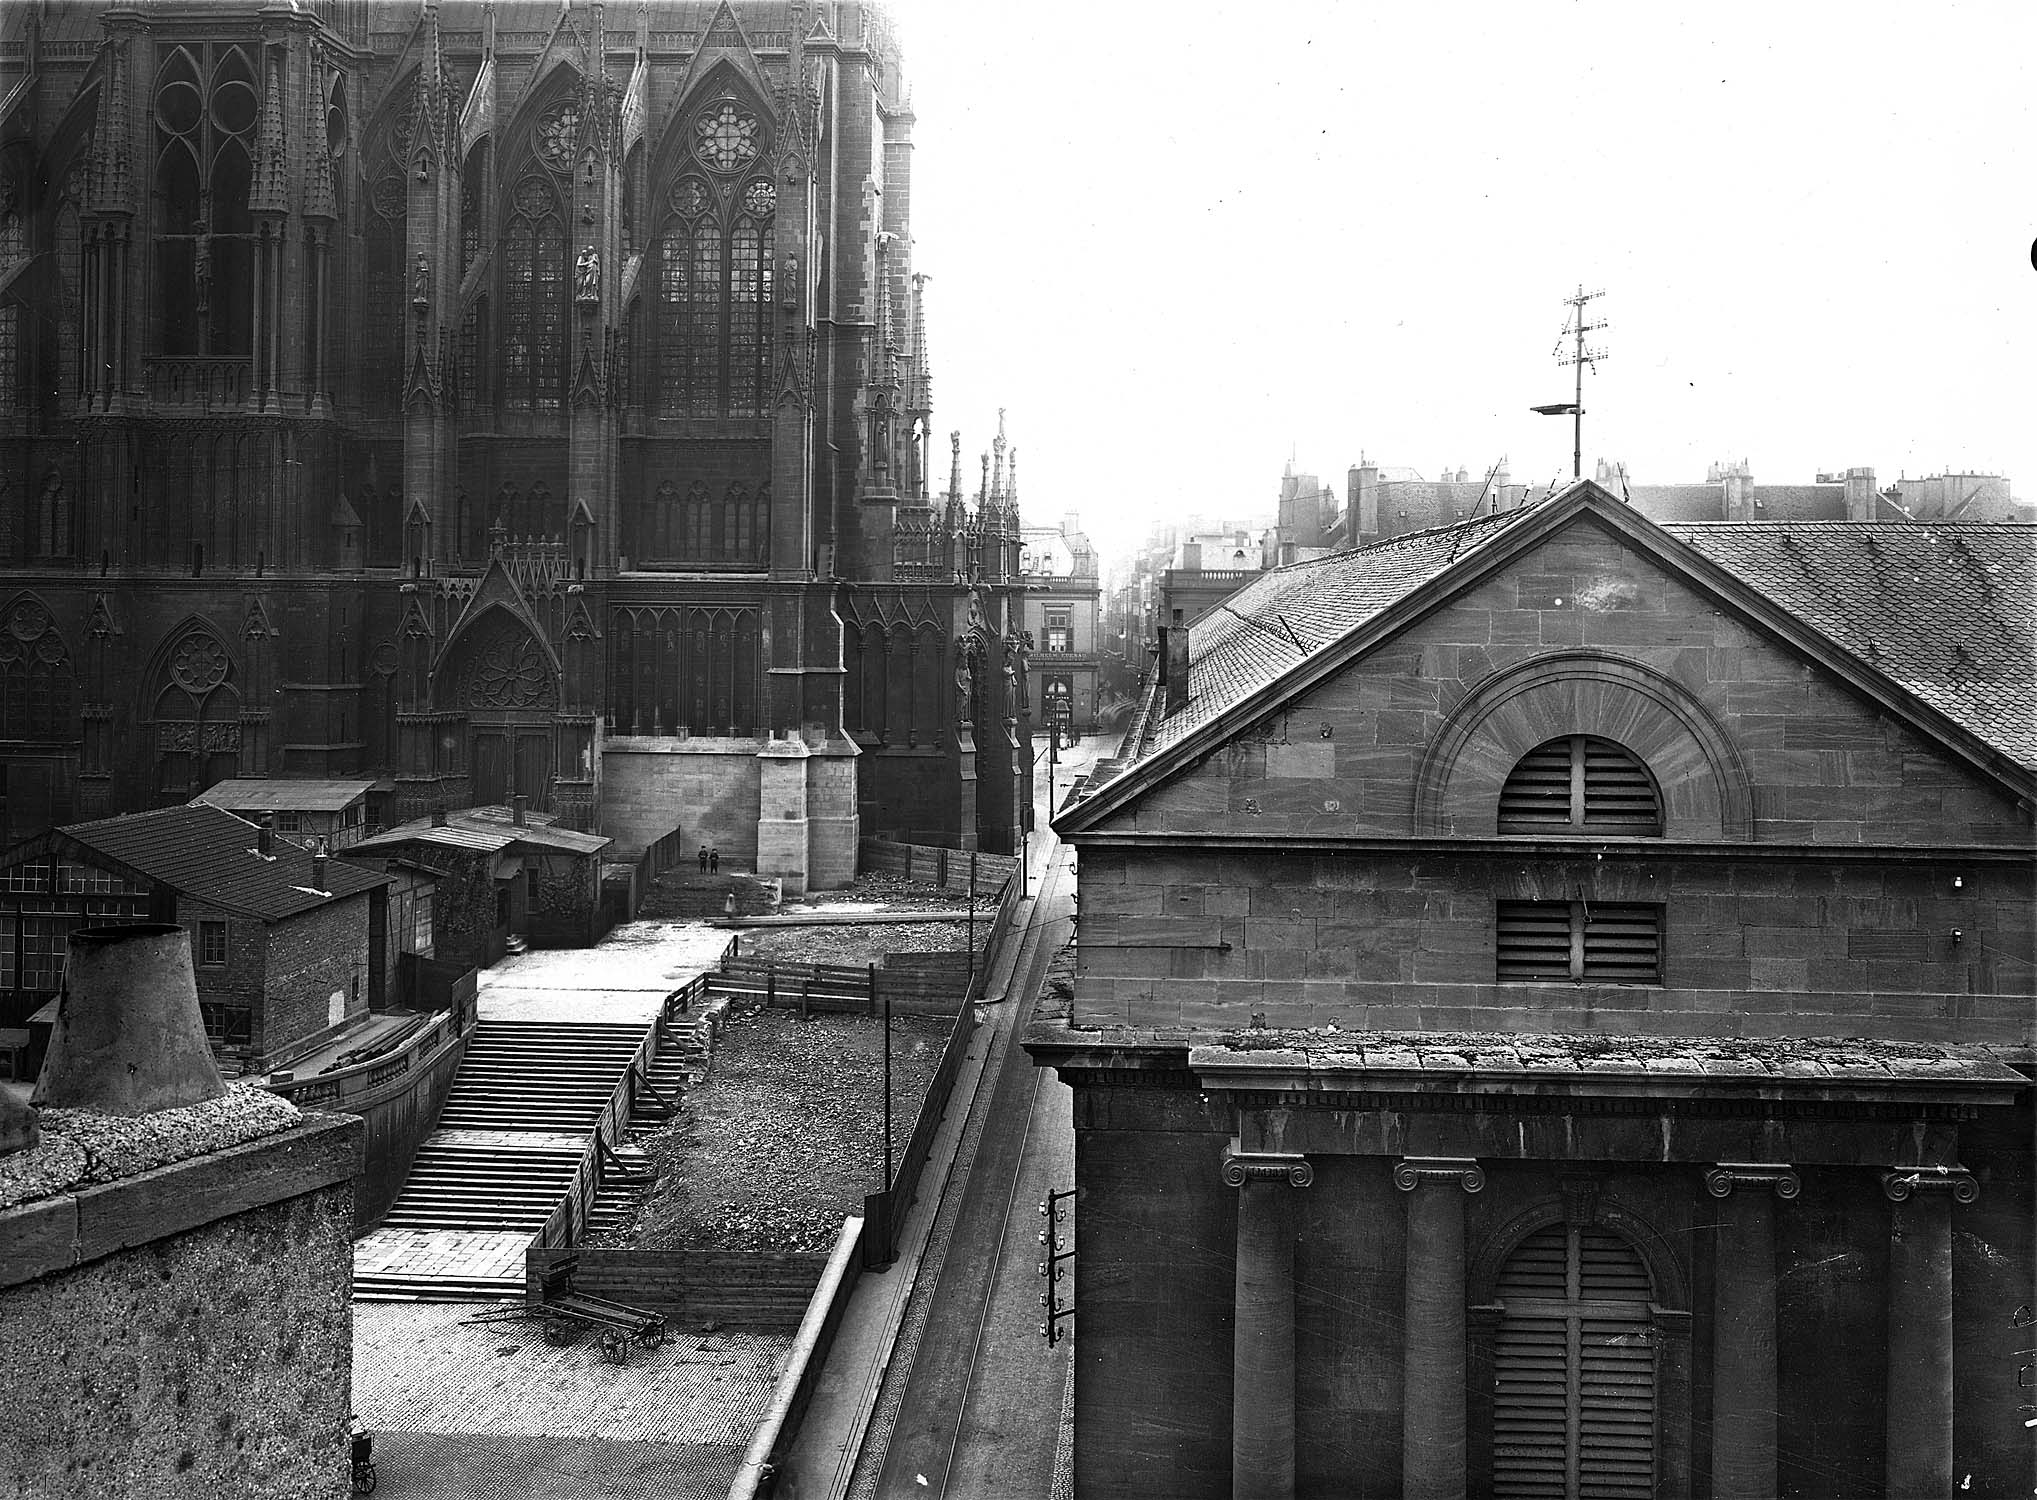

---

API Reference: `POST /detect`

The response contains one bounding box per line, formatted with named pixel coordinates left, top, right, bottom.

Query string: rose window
left=742, top=180, right=776, bottom=216
left=535, top=101, right=581, bottom=172
left=470, top=636, right=554, bottom=708
left=169, top=635, right=229, bottom=694
left=694, top=103, right=760, bottom=172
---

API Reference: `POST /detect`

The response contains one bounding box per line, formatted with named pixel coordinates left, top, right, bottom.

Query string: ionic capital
left=1220, top=1144, right=1312, bottom=1189
left=1393, top=1156, right=1485, bottom=1193
left=1704, top=1162, right=1801, bottom=1200
left=1882, top=1166, right=1979, bottom=1204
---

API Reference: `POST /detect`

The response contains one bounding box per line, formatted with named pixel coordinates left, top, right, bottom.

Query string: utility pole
left=1532, top=286, right=1608, bottom=479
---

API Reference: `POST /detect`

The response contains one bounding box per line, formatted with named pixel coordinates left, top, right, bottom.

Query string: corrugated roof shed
left=194, top=779, right=377, bottom=814
left=52, top=805, right=387, bottom=920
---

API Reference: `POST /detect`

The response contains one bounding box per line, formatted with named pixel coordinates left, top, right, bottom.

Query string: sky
left=885, top=1, right=2037, bottom=565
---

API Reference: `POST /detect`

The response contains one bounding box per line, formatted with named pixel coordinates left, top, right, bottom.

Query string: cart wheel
left=601, top=1331, right=627, bottom=1364
left=644, top=1321, right=666, bottom=1350
left=544, top=1318, right=574, bottom=1346
left=352, top=1460, right=378, bottom=1495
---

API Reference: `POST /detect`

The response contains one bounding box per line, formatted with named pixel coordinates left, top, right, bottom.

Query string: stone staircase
left=351, top=1019, right=657, bottom=1301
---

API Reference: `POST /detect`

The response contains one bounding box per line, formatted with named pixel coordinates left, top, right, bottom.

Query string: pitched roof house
left=1030, top=482, right=2035, bottom=1500
left=1, top=805, right=391, bottom=1075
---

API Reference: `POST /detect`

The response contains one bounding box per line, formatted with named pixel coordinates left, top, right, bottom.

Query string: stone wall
left=599, top=737, right=763, bottom=864
left=0, top=1114, right=360, bottom=1500
left=1073, top=846, right=2034, bottom=1042
left=261, top=896, right=374, bottom=1069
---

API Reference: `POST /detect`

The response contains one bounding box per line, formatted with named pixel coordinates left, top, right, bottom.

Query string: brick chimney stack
left=311, top=838, right=329, bottom=892
left=257, top=819, right=274, bottom=856
left=1164, top=609, right=1191, bottom=716
left=512, top=795, right=528, bottom=828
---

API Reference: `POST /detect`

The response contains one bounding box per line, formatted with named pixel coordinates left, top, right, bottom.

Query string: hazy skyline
left=890, top=1, right=2035, bottom=562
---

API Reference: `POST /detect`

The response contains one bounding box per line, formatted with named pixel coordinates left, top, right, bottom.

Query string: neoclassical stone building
left=0, top=0, right=1032, bottom=880
left=1032, top=483, right=2036, bottom=1499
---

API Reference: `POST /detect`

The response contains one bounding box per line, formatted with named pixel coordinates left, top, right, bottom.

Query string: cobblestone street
left=353, top=1302, right=791, bottom=1498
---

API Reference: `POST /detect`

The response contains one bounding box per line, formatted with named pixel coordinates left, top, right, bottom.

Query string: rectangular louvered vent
left=1497, top=901, right=1661, bottom=983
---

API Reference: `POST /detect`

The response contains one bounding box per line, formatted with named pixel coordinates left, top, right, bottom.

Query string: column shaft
left=1234, top=1177, right=1297, bottom=1500
left=1403, top=1185, right=1467, bottom=1500
left=1885, top=1192, right=1953, bottom=1496
left=1711, top=1189, right=1778, bottom=1499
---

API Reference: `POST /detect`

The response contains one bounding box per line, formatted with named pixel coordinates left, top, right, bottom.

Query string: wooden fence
left=857, top=869, right=1021, bottom=1267
left=533, top=944, right=734, bottom=1254
left=857, top=838, right=1018, bottom=894
left=523, top=1245, right=831, bottom=1329
left=706, top=954, right=972, bottom=1016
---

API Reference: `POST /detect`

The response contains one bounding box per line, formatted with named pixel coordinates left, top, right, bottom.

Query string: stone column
left=1396, top=1157, right=1484, bottom=1500
left=1703, top=1162, right=1800, bottom=1500
left=1882, top=1167, right=1974, bottom=1498
left=1222, top=1144, right=1312, bottom=1500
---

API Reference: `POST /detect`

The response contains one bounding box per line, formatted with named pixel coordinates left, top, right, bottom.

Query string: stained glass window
left=502, top=177, right=566, bottom=416
left=650, top=140, right=774, bottom=419
left=693, top=103, right=759, bottom=173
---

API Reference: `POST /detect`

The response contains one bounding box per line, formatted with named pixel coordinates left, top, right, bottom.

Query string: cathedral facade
left=0, top=0, right=1032, bottom=887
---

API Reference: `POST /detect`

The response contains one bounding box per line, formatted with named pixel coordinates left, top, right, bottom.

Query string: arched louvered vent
left=1498, top=735, right=1661, bottom=835
left=1493, top=1224, right=1657, bottom=1500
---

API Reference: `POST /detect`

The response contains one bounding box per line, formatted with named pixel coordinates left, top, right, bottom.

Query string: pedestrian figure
left=724, top=889, right=736, bottom=918
left=709, top=846, right=720, bottom=874
left=698, top=845, right=709, bottom=872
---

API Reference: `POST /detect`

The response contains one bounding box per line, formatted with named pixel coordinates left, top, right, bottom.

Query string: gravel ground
left=600, top=1002, right=953, bottom=1254
left=734, top=920, right=971, bottom=966
left=782, top=872, right=974, bottom=914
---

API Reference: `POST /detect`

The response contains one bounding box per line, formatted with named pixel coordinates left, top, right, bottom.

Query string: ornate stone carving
left=694, top=101, right=760, bottom=173
left=534, top=99, right=581, bottom=172
left=466, top=632, right=555, bottom=709
left=1881, top=1166, right=1979, bottom=1204
left=1221, top=1145, right=1313, bottom=1189
left=169, top=634, right=228, bottom=694
left=1393, top=1156, right=1485, bottom=1193
left=1704, top=1162, right=1801, bottom=1199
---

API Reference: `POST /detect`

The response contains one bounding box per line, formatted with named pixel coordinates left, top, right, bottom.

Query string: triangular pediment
left=1063, top=483, right=2037, bottom=837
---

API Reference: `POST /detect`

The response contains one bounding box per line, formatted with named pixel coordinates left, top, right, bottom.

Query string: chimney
left=311, top=837, right=329, bottom=893
left=432, top=805, right=448, bottom=827
left=1163, top=609, right=1190, bottom=715
left=1722, top=461, right=1755, bottom=522
left=257, top=818, right=274, bottom=856
left=512, top=794, right=528, bottom=827
left=32, top=925, right=227, bottom=1116
left=1352, top=461, right=1381, bottom=541
left=1844, top=466, right=1876, bottom=521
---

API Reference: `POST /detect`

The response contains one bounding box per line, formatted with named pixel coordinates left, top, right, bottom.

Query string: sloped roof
left=48, top=805, right=386, bottom=921
left=194, top=778, right=376, bottom=814
left=351, top=807, right=610, bottom=858
left=1083, top=486, right=2037, bottom=829
left=1148, top=508, right=1536, bottom=757
left=1669, top=522, right=2037, bottom=771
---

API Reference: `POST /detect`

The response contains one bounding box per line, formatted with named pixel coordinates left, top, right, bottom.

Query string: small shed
left=193, top=777, right=381, bottom=850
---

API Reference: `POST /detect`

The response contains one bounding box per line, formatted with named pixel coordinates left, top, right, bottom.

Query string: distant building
left=1345, top=458, right=1534, bottom=547
left=1599, top=460, right=2033, bottom=527
left=1020, top=512, right=1103, bottom=737
left=0, top=803, right=393, bottom=1075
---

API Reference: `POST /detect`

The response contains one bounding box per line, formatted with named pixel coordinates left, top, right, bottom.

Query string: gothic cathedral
left=0, top=1, right=1034, bottom=889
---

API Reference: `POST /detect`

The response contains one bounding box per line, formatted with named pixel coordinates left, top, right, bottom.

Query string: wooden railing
left=533, top=949, right=732, bottom=1253
left=857, top=838, right=1019, bottom=893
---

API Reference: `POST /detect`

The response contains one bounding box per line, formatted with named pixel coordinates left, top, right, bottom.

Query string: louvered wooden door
left=1492, top=1225, right=1656, bottom=1499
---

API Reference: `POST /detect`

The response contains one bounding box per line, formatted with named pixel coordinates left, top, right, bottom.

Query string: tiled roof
left=1129, top=495, right=2037, bottom=778
left=1669, top=522, right=2037, bottom=771
left=194, top=778, right=377, bottom=813
left=1145, top=509, right=1537, bottom=756
left=57, top=805, right=387, bottom=921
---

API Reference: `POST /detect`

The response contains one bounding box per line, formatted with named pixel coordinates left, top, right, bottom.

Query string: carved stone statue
left=411, top=250, right=430, bottom=311
left=575, top=246, right=601, bottom=305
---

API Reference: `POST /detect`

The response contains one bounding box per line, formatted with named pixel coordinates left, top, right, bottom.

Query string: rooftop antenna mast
left=1531, top=285, right=1608, bottom=480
